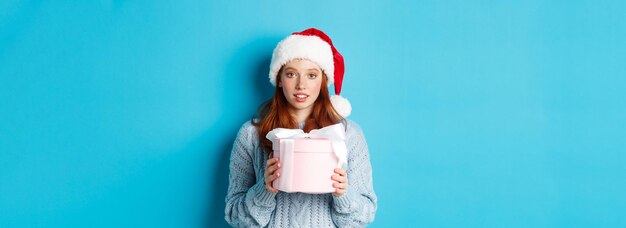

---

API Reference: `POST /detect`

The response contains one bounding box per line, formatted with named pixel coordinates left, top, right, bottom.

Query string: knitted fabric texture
left=225, top=120, right=377, bottom=227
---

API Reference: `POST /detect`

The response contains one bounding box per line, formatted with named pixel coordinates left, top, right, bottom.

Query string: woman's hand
left=264, top=157, right=281, bottom=193
left=331, top=168, right=348, bottom=196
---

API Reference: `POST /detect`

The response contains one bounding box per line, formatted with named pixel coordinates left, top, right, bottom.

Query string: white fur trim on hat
left=269, top=34, right=335, bottom=86
left=330, top=95, right=351, bottom=118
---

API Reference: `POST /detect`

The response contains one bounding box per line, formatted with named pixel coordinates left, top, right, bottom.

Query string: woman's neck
left=290, top=107, right=312, bottom=123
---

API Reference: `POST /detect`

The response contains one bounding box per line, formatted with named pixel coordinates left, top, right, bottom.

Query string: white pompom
left=330, top=95, right=352, bottom=118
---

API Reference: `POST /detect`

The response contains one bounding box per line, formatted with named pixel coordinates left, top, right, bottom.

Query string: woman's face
left=278, top=59, right=324, bottom=115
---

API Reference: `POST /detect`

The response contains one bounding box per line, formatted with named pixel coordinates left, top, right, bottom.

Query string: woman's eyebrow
left=283, top=67, right=319, bottom=72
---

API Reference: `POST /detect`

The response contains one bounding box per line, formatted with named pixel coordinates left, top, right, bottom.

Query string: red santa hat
left=269, top=28, right=352, bottom=118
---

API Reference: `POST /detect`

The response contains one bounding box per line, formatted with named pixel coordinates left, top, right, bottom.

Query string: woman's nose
left=296, top=76, right=306, bottom=89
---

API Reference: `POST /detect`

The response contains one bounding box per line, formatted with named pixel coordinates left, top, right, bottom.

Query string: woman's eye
left=286, top=72, right=295, bottom=78
left=308, top=74, right=317, bottom=79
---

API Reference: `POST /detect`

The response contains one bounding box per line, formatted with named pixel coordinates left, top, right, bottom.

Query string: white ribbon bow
left=266, top=123, right=348, bottom=168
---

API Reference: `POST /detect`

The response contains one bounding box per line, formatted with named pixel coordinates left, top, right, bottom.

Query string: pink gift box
left=271, top=138, right=339, bottom=194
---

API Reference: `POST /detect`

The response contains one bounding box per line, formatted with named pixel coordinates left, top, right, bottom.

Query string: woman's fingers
left=266, top=157, right=279, bottom=167
left=265, top=162, right=281, bottom=176
left=334, top=188, right=346, bottom=195
left=266, top=171, right=281, bottom=182
left=332, top=182, right=347, bottom=189
left=264, top=158, right=281, bottom=177
left=331, top=174, right=347, bottom=183
left=331, top=168, right=348, bottom=196
left=264, top=172, right=280, bottom=193
left=265, top=158, right=280, bottom=175
left=264, top=158, right=281, bottom=193
left=332, top=182, right=347, bottom=196
left=331, top=168, right=348, bottom=184
left=265, top=183, right=279, bottom=193
left=265, top=168, right=280, bottom=182
left=334, top=168, right=346, bottom=176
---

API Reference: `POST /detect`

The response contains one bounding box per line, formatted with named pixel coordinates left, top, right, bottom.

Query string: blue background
left=2, top=1, right=625, bottom=227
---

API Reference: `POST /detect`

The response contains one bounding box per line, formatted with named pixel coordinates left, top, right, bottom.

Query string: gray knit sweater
left=224, top=120, right=377, bottom=227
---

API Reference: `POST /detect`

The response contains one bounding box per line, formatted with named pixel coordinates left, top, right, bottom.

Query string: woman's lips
left=294, top=94, right=309, bottom=102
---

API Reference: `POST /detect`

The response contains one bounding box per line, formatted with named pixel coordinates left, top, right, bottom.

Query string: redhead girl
left=225, top=28, right=377, bottom=227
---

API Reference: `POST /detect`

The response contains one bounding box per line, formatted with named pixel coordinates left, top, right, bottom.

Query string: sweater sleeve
left=331, top=121, right=378, bottom=227
left=224, top=122, right=277, bottom=227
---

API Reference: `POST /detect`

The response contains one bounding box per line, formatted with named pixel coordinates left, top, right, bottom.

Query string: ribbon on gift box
left=266, top=123, right=348, bottom=168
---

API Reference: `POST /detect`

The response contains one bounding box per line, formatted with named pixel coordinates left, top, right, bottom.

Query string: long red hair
left=252, top=68, right=345, bottom=153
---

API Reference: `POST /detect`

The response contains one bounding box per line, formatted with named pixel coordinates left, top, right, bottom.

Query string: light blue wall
left=1, top=1, right=625, bottom=227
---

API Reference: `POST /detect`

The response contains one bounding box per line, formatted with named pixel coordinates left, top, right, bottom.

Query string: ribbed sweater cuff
left=251, top=182, right=277, bottom=206
left=332, top=191, right=354, bottom=210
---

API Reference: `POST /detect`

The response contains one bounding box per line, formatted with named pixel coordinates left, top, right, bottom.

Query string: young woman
left=225, top=28, right=377, bottom=227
